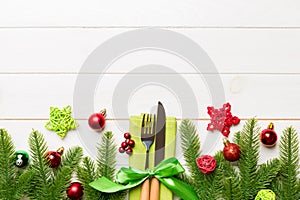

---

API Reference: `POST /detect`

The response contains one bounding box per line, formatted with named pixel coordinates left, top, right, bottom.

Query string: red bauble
left=67, top=182, right=84, bottom=200
left=124, top=132, right=131, bottom=139
left=88, top=109, right=106, bottom=131
left=128, top=139, right=135, bottom=147
left=121, top=141, right=128, bottom=148
left=261, top=123, right=277, bottom=147
left=126, top=147, right=133, bottom=155
left=223, top=139, right=241, bottom=162
left=196, top=155, right=217, bottom=174
left=46, top=147, right=64, bottom=168
left=119, top=147, right=125, bottom=153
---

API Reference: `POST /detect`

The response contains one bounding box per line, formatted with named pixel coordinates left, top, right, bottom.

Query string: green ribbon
left=89, top=157, right=198, bottom=200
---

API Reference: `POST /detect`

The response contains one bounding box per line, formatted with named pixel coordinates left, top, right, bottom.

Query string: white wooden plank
left=0, top=119, right=298, bottom=166
left=0, top=1, right=300, bottom=27
left=0, top=29, right=300, bottom=73
left=0, top=74, right=300, bottom=119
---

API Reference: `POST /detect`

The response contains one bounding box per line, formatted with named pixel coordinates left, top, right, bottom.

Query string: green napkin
left=129, top=115, right=177, bottom=200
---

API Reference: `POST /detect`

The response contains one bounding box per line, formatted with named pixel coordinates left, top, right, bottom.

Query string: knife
left=150, top=101, right=166, bottom=200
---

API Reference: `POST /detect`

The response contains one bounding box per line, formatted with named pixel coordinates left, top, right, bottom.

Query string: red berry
left=88, top=113, right=106, bottom=131
left=119, top=147, right=125, bottom=153
left=126, top=147, right=133, bottom=155
left=124, top=132, right=131, bottom=139
left=121, top=141, right=128, bottom=148
left=128, top=139, right=135, bottom=147
left=225, top=117, right=233, bottom=126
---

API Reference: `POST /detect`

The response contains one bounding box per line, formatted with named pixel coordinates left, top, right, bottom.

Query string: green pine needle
left=97, top=131, right=117, bottom=180
left=237, top=118, right=260, bottom=199
left=77, top=157, right=100, bottom=200
left=50, top=166, right=72, bottom=199
left=61, top=146, right=83, bottom=169
left=276, top=126, right=299, bottom=199
left=256, top=158, right=280, bottom=190
left=0, top=129, right=16, bottom=199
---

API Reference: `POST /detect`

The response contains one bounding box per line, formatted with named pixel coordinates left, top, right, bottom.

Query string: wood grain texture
left=0, top=1, right=300, bottom=27
left=0, top=29, right=300, bottom=73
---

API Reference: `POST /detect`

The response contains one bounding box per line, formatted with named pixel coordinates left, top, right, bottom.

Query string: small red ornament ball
left=223, top=139, right=241, bottom=162
left=126, top=147, right=133, bottom=155
left=196, top=155, right=217, bottom=174
left=67, top=182, right=84, bottom=200
left=260, top=123, right=277, bottom=147
left=46, top=147, right=64, bottom=168
left=128, top=139, right=135, bottom=147
left=88, top=109, right=106, bottom=131
left=124, top=132, right=131, bottom=139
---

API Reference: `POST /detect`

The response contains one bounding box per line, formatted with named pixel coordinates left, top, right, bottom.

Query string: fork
left=140, top=113, right=155, bottom=200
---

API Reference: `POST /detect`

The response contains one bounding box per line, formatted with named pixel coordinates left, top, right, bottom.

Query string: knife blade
left=150, top=101, right=166, bottom=200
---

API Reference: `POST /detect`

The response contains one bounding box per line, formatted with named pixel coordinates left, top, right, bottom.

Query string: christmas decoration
left=15, top=150, right=29, bottom=168
left=119, top=132, right=135, bottom=155
left=207, top=102, right=240, bottom=137
left=179, top=119, right=284, bottom=200
left=46, top=147, right=64, bottom=168
left=223, top=138, right=241, bottom=161
left=255, top=189, right=276, bottom=200
left=260, top=123, right=277, bottom=147
left=77, top=131, right=127, bottom=200
left=271, top=126, right=299, bottom=199
left=89, top=158, right=199, bottom=200
left=67, top=182, right=84, bottom=200
left=45, top=105, right=79, bottom=139
left=196, top=155, right=216, bottom=174
left=88, top=109, right=106, bottom=131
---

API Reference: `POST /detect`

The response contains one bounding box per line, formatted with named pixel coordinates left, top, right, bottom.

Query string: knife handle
left=150, top=177, right=160, bottom=200
left=140, top=178, right=150, bottom=200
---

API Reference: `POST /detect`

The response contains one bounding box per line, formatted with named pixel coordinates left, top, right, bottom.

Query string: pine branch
left=276, top=126, right=299, bottom=200
left=28, top=129, right=52, bottom=200
left=256, top=158, right=280, bottom=190
left=0, top=129, right=17, bottom=199
left=237, top=118, right=260, bottom=200
left=14, top=170, right=35, bottom=199
left=77, top=157, right=100, bottom=200
left=61, top=146, right=83, bottom=169
left=50, top=166, right=72, bottom=199
left=96, top=131, right=117, bottom=180
left=179, top=119, right=215, bottom=200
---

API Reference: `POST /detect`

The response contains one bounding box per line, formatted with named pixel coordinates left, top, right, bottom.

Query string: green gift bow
left=89, top=157, right=199, bottom=200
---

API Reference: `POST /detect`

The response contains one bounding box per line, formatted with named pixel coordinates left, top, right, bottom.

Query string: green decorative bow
left=89, top=157, right=198, bottom=200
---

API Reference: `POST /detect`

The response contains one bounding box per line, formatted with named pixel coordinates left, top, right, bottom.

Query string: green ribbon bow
left=89, top=157, right=198, bottom=200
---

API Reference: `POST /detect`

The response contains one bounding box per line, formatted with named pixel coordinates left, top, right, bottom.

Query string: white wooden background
left=0, top=1, right=300, bottom=173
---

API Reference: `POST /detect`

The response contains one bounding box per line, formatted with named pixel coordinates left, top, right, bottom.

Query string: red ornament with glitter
left=196, top=155, right=217, bottom=174
left=223, top=138, right=241, bottom=162
left=207, top=102, right=240, bottom=137
left=67, top=182, right=84, bottom=200
left=46, top=147, right=64, bottom=168
left=88, top=109, right=106, bottom=131
left=260, top=123, right=277, bottom=147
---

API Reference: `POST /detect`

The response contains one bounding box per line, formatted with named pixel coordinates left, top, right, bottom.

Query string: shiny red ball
left=46, top=151, right=61, bottom=168
left=128, top=139, right=135, bottom=147
left=119, top=147, right=125, bottom=153
left=223, top=143, right=241, bottom=162
left=260, top=129, right=277, bottom=147
left=88, top=113, right=106, bottom=131
left=67, top=182, right=83, bottom=200
left=124, top=132, right=131, bottom=139
left=126, top=147, right=133, bottom=155
left=121, top=141, right=128, bottom=148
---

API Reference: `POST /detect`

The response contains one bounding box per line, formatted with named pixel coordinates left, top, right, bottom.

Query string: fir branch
left=61, top=146, right=83, bottom=168
left=0, top=129, right=17, bottom=199
left=77, top=157, right=100, bottom=200
left=96, top=131, right=117, bottom=180
left=277, top=126, right=299, bottom=199
left=14, top=170, right=35, bottom=199
left=256, top=158, right=280, bottom=190
left=28, top=129, right=52, bottom=199
left=50, top=166, right=72, bottom=199
left=237, top=118, right=260, bottom=200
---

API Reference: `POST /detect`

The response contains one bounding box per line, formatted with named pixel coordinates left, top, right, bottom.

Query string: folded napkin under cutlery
left=129, top=114, right=177, bottom=200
